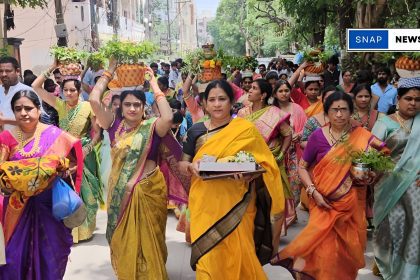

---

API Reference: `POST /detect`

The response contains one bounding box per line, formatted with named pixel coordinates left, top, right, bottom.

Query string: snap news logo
left=347, top=29, right=420, bottom=52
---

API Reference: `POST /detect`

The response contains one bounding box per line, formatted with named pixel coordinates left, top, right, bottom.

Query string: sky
left=195, top=0, right=220, bottom=16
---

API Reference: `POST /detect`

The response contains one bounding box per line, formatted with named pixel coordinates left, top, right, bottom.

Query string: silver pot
left=350, top=162, right=371, bottom=182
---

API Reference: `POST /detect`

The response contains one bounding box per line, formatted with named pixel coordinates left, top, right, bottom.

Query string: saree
left=56, top=98, right=103, bottom=243
left=190, top=117, right=284, bottom=279
left=238, top=106, right=296, bottom=230
left=304, top=100, right=323, bottom=118
left=286, top=103, right=307, bottom=205
left=274, top=127, right=384, bottom=280
left=372, top=114, right=420, bottom=279
left=0, top=125, right=83, bottom=280
left=107, top=118, right=172, bottom=280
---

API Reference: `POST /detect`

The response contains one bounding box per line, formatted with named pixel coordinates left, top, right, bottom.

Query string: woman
left=300, top=85, right=336, bottom=149
left=303, top=80, right=322, bottom=117
left=272, top=80, right=307, bottom=208
left=337, top=70, right=355, bottom=94
left=179, top=80, right=284, bottom=279
left=32, top=63, right=103, bottom=243
left=237, top=79, right=295, bottom=229
left=272, top=91, right=385, bottom=279
left=372, top=78, right=420, bottom=279
left=89, top=59, right=173, bottom=279
left=0, top=90, right=83, bottom=279
left=351, top=83, right=378, bottom=131
left=350, top=83, right=379, bottom=228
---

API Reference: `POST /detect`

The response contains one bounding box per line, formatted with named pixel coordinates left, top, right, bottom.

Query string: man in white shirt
left=168, top=61, right=179, bottom=89
left=0, top=56, right=33, bottom=131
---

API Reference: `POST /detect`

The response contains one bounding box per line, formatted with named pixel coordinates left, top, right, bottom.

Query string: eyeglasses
left=14, top=106, right=36, bottom=112
left=123, top=102, right=143, bottom=109
left=243, top=81, right=253, bottom=84
left=329, top=107, right=350, bottom=114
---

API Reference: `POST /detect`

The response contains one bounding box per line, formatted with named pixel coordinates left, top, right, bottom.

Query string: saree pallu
left=274, top=127, right=380, bottom=280
left=72, top=137, right=103, bottom=243
left=373, top=114, right=420, bottom=279
left=304, top=100, right=323, bottom=118
left=107, top=118, right=169, bottom=279
left=190, top=118, right=284, bottom=279
left=0, top=126, right=83, bottom=280
left=287, top=103, right=307, bottom=205
left=240, top=106, right=296, bottom=231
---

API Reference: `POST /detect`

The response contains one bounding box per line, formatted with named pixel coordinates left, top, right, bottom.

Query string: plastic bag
left=52, top=177, right=82, bottom=220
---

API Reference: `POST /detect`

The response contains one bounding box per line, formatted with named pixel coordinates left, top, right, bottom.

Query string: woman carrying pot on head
left=89, top=58, right=174, bottom=279
left=179, top=79, right=284, bottom=279
left=0, top=90, right=83, bottom=279
left=32, top=60, right=103, bottom=243
left=237, top=79, right=295, bottom=231
left=271, top=91, right=386, bottom=279
left=372, top=77, right=420, bottom=279
left=272, top=80, right=307, bottom=214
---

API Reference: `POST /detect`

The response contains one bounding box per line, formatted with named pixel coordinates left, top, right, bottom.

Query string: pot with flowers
left=182, top=44, right=223, bottom=83
left=395, top=52, right=420, bottom=78
left=302, top=47, right=332, bottom=76
left=350, top=149, right=394, bottom=185
left=50, top=46, right=87, bottom=77
left=101, top=40, right=157, bottom=87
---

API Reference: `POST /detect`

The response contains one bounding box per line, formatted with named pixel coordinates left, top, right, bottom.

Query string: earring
left=396, top=103, right=399, bottom=111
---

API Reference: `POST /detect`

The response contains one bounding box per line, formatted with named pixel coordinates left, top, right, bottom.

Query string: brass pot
left=350, top=162, right=371, bottom=182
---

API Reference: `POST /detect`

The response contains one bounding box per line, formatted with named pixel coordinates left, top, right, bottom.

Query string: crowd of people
left=0, top=53, right=418, bottom=280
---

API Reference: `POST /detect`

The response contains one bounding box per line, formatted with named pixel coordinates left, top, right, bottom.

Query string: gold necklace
left=328, top=124, right=351, bottom=146
left=16, top=126, right=42, bottom=157
left=115, top=119, right=141, bottom=143
left=395, top=112, right=412, bottom=133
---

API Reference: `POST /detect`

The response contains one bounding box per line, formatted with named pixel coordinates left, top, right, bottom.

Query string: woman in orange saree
left=272, top=92, right=385, bottom=280
left=303, top=80, right=322, bottom=118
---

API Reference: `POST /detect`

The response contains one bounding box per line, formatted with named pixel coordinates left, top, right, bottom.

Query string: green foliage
left=87, top=52, right=106, bottom=71
left=351, top=149, right=395, bottom=172
left=50, top=46, right=87, bottom=63
left=100, top=40, right=157, bottom=64
left=181, top=49, right=205, bottom=75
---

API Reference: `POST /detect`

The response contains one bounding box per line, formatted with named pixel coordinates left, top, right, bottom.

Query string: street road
left=65, top=209, right=379, bottom=279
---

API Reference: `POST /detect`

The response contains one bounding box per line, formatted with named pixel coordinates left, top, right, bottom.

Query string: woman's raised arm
left=31, top=60, right=59, bottom=108
left=89, top=58, right=117, bottom=130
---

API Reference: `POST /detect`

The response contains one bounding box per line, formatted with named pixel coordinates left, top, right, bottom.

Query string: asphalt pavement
left=64, top=209, right=379, bottom=279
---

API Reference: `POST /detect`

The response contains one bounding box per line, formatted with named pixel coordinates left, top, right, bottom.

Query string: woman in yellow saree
left=272, top=92, right=385, bottom=279
left=89, top=59, right=174, bottom=279
left=179, top=80, right=285, bottom=279
left=237, top=79, right=295, bottom=230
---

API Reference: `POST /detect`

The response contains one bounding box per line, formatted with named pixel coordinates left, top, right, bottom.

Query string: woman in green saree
left=372, top=77, right=420, bottom=279
left=32, top=62, right=103, bottom=243
left=89, top=59, right=174, bottom=279
left=237, top=79, right=294, bottom=230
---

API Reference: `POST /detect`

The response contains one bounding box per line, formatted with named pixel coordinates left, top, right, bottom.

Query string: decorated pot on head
left=395, top=55, right=420, bottom=78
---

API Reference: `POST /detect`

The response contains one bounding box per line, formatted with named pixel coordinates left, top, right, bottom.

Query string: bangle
left=306, top=184, right=316, bottom=198
left=103, top=71, right=113, bottom=79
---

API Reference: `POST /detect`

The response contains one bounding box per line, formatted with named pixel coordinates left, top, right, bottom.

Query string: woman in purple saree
left=0, top=90, right=83, bottom=279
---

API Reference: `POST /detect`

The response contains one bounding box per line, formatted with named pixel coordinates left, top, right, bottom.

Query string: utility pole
left=2, top=0, right=9, bottom=48
left=112, top=0, right=119, bottom=36
left=54, top=0, right=68, bottom=46
left=166, top=0, right=171, bottom=55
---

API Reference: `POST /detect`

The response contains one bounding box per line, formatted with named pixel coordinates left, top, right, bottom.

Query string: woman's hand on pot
left=108, top=57, right=118, bottom=72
